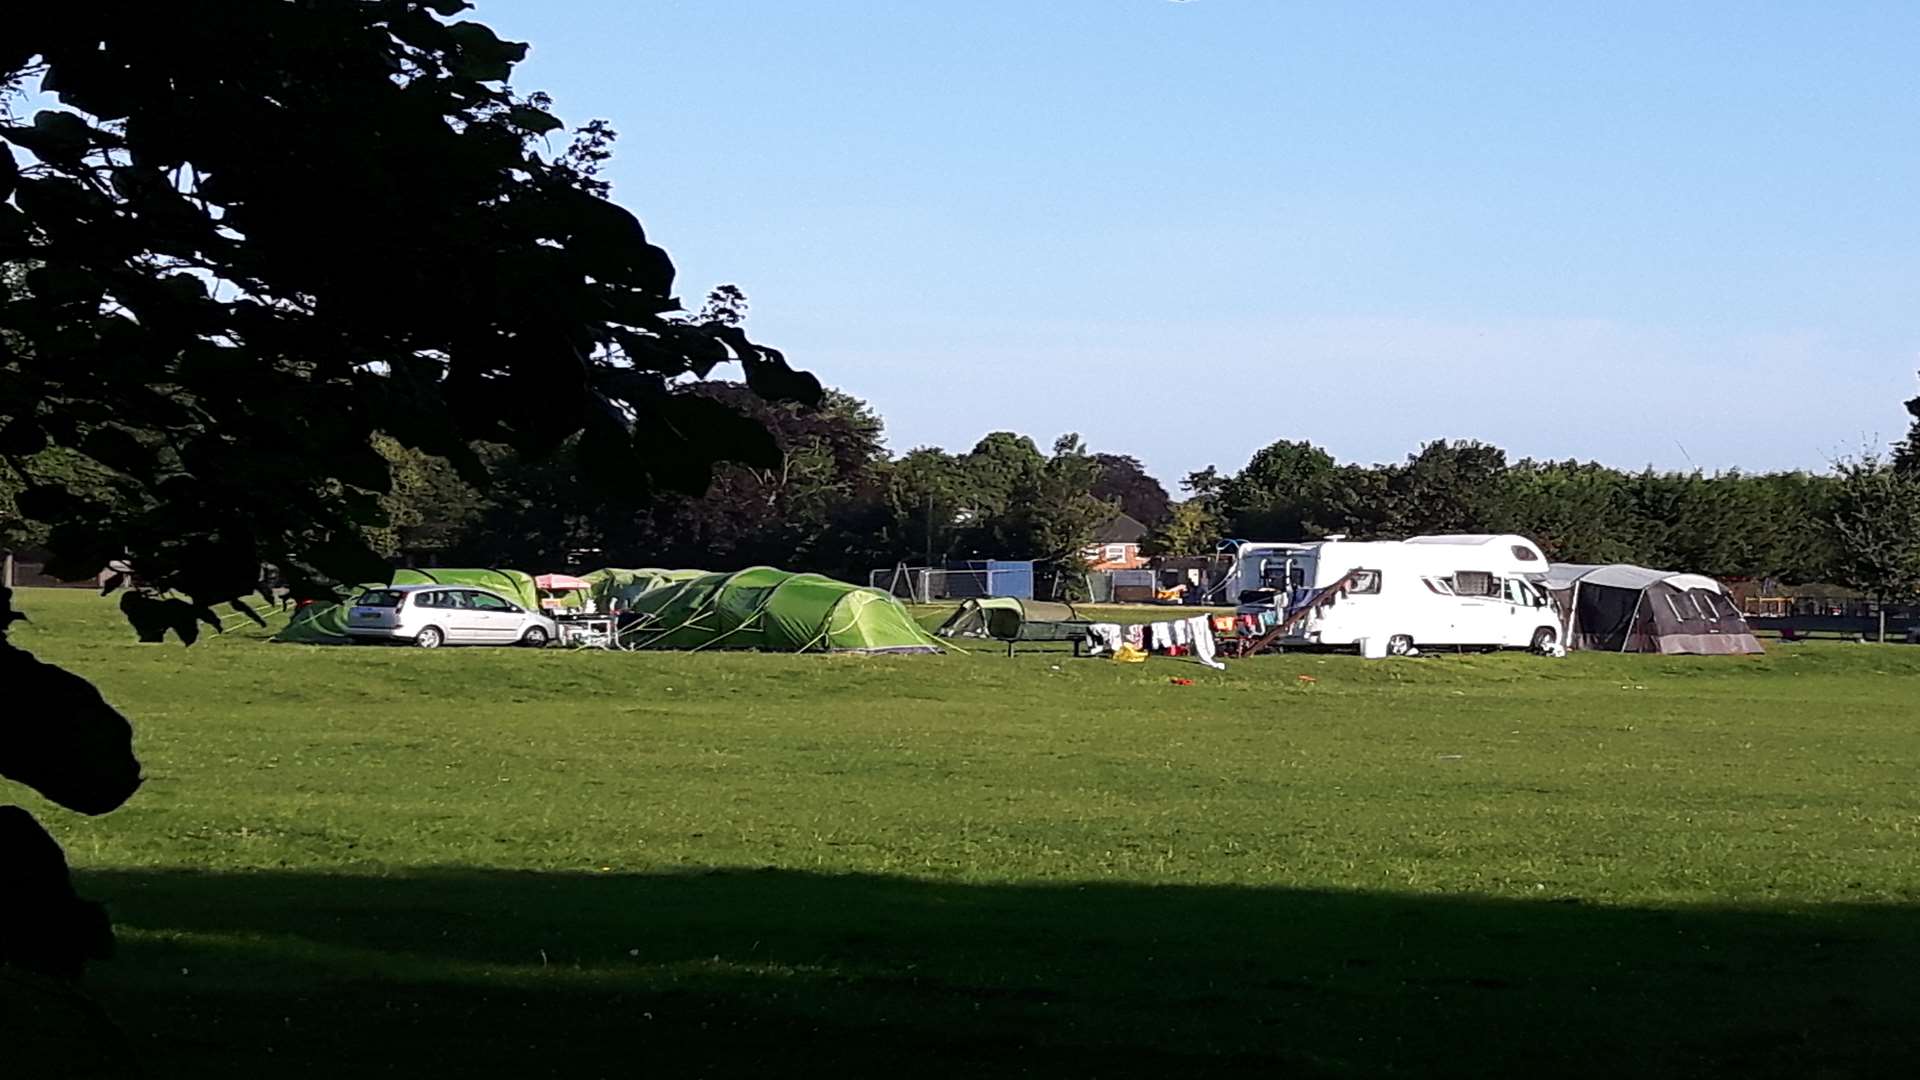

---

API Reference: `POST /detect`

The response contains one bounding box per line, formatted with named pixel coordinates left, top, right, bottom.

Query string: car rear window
left=355, top=590, right=405, bottom=608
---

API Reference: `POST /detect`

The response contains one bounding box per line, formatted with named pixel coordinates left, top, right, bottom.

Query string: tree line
left=22, top=376, right=1915, bottom=601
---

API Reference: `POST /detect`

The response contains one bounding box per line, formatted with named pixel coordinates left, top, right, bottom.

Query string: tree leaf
left=507, top=105, right=565, bottom=135
left=0, top=110, right=98, bottom=167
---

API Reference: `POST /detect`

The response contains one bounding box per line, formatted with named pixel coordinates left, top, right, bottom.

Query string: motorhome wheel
left=1530, top=626, right=1557, bottom=653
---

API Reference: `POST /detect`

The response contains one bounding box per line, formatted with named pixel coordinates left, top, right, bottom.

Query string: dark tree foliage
left=1, top=1, right=818, bottom=635
left=1, top=0, right=817, bottom=988
left=1894, top=371, right=1920, bottom=477
left=462, top=384, right=887, bottom=579
left=0, top=587, right=138, bottom=979
left=1089, top=453, right=1171, bottom=526
left=1192, top=436, right=1845, bottom=583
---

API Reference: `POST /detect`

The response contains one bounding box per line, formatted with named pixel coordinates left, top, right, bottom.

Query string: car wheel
left=1386, top=634, right=1415, bottom=657
left=1530, top=626, right=1557, bottom=653
left=521, top=626, right=550, bottom=648
left=415, top=626, right=445, bottom=649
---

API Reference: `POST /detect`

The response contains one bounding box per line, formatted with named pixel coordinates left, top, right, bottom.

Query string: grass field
left=6, top=587, right=1920, bottom=1077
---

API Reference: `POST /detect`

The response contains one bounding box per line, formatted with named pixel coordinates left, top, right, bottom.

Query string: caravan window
left=1453, top=570, right=1495, bottom=597
left=1510, top=545, right=1540, bottom=562
left=1349, top=569, right=1381, bottom=595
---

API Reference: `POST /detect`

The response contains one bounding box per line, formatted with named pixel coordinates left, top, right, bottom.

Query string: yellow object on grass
left=1112, top=644, right=1149, bottom=663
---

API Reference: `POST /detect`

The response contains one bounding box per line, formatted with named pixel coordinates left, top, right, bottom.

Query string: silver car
left=344, top=585, right=557, bottom=648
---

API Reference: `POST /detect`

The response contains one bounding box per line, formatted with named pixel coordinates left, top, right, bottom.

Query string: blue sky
left=481, top=0, right=1920, bottom=486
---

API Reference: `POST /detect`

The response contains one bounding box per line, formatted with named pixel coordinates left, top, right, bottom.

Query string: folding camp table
left=558, top=616, right=616, bottom=649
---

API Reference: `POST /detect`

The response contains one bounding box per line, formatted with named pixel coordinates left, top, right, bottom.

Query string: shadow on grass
left=33, top=868, right=1920, bottom=1078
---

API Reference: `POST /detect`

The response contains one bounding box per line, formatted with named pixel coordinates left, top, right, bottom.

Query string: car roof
left=371, top=584, right=498, bottom=594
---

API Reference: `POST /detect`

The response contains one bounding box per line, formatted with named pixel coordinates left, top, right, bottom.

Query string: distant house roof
left=1091, top=512, right=1149, bottom=544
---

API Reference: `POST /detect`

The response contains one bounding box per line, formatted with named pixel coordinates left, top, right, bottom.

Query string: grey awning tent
left=1543, top=563, right=1763, bottom=655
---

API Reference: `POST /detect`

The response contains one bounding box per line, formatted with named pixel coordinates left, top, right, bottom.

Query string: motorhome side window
left=1510, top=545, right=1539, bottom=562
left=1350, top=569, right=1381, bottom=594
left=1453, top=570, right=1494, bottom=597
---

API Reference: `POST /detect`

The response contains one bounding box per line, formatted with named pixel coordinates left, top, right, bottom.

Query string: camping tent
left=272, top=568, right=541, bottom=644
left=1542, top=564, right=1763, bottom=655
left=935, top=597, right=1092, bottom=656
left=615, top=567, right=941, bottom=653
left=936, top=597, right=1085, bottom=641
left=581, top=568, right=709, bottom=612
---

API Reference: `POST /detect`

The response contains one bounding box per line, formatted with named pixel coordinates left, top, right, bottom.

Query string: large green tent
left=272, top=568, right=541, bottom=644
left=616, top=567, right=941, bottom=653
left=581, top=567, right=709, bottom=612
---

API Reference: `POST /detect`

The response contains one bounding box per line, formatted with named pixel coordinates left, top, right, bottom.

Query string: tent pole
left=1621, top=591, right=1645, bottom=653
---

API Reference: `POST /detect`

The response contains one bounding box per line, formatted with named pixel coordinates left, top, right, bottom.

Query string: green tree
left=882, top=447, right=973, bottom=567
left=1217, top=440, right=1335, bottom=538
left=960, top=432, right=1048, bottom=520
left=978, top=435, right=1113, bottom=595
left=1829, top=452, right=1920, bottom=638
left=1089, top=453, right=1171, bottom=526
left=1144, top=500, right=1224, bottom=555
left=1498, top=460, right=1638, bottom=563
left=363, top=436, right=489, bottom=561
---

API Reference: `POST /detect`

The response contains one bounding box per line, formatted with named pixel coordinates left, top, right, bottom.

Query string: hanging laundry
left=1150, top=621, right=1175, bottom=651
left=1124, top=624, right=1147, bottom=649
left=1188, top=615, right=1226, bottom=670
left=1171, top=619, right=1193, bottom=647
left=1086, top=623, right=1124, bottom=655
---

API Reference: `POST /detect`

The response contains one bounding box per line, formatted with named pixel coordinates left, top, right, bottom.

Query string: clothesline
left=1083, top=614, right=1225, bottom=670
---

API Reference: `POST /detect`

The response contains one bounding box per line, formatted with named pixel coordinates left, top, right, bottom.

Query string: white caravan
left=1235, top=534, right=1560, bottom=656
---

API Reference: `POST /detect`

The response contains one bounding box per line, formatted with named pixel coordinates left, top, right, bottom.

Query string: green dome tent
left=616, top=567, right=941, bottom=653
left=581, top=567, right=709, bottom=612
left=273, top=568, right=541, bottom=644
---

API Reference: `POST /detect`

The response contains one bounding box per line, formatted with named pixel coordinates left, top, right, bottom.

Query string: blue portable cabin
left=946, top=559, right=1035, bottom=600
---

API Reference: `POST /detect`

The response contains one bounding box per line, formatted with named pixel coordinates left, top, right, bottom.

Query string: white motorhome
left=1217, top=541, right=1316, bottom=604
left=1235, top=534, right=1560, bottom=656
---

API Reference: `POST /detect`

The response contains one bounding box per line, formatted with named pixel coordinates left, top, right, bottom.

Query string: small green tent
left=272, top=568, right=541, bottom=644
left=617, top=567, right=941, bottom=653
left=275, top=585, right=382, bottom=644
left=935, top=597, right=1089, bottom=653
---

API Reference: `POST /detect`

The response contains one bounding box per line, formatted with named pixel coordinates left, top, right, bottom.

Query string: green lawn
left=6, top=587, right=1920, bottom=1077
